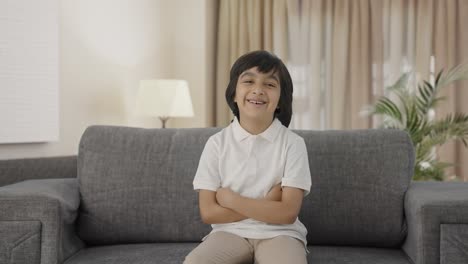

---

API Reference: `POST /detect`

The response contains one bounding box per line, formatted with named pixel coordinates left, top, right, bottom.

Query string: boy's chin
left=239, top=113, right=275, bottom=122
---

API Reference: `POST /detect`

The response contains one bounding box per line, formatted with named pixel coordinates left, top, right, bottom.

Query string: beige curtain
left=215, top=0, right=381, bottom=130
left=214, top=0, right=468, bottom=180
left=289, top=0, right=468, bottom=180
left=432, top=0, right=468, bottom=181
left=290, top=0, right=455, bottom=130
left=288, top=0, right=373, bottom=130
left=215, top=0, right=289, bottom=127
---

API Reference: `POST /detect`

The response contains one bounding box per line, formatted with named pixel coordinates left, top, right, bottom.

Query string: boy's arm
left=198, top=183, right=283, bottom=224
left=199, top=190, right=247, bottom=224
left=216, top=186, right=304, bottom=225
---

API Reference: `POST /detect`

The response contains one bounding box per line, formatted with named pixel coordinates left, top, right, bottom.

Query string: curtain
left=432, top=0, right=468, bottom=180
left=288, top=0, right=373, bottom=130
left=214, top=0, right=468, bottom=180
left=215, top=0, right=289, bottom=127
left=288, top=0, right=468, bottom=180
left=288, top=0, right=446, bottom=130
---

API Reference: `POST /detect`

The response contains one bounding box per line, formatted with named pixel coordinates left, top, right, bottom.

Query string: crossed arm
left=198, top=184, right=304, bottom=225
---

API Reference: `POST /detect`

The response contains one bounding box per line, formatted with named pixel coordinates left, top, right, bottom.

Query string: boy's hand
left=265, top=183, right=282, bottom=201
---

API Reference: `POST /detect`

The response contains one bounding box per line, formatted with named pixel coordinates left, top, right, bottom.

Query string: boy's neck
left=238, top=116, right=274, bottom=135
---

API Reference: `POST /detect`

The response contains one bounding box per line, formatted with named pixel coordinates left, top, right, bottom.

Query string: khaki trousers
left=184, top=231, right=308, bottom=264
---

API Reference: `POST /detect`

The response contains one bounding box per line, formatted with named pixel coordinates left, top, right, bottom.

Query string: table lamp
left=135, top=79, right=194, bottom=128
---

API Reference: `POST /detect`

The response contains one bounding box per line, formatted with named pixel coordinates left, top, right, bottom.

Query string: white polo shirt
left=193, top=117, right=312, bottom=248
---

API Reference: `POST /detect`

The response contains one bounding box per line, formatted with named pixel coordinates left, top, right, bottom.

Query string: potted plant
left=363, top=64, right=468, bottom=181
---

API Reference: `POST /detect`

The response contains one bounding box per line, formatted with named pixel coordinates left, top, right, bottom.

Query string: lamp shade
left=135, top=79, right=194, bottom=117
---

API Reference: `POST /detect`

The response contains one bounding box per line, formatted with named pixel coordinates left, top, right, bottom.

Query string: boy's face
left=234, top=67, right=281, bottom=123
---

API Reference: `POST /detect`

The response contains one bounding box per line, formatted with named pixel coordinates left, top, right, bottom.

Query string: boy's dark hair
left=225, top=50, right=294, bottom=127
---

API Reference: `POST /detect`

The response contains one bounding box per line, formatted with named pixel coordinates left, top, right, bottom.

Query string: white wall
left=0, top=0, right=216, bottom=159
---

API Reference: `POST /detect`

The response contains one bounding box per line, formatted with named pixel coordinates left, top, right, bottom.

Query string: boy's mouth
left=246, top=99, right=266, bottom=105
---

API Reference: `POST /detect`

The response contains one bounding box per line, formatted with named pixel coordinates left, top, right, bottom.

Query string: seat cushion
left=63, top=244, right=412, bottom=264
left=63, top=243, right=197, bottom=264
left=308, top=246, right=412, bottom=264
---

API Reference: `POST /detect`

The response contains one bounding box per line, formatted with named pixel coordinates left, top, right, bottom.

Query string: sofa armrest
left=0, top=156, right=77, bottom=187
left=403, top=181, right=468, bottom=264
left=0, top=178, right=84, bottom=264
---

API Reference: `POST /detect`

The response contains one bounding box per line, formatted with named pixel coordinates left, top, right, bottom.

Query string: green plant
left=363, top=64, right=468, bottom=181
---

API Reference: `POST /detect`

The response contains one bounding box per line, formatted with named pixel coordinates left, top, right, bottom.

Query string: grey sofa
left=1, top=125, right=468, bottom=264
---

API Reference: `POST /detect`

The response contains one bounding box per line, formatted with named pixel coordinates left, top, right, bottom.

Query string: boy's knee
left=184, top=252, right=212, bottom=264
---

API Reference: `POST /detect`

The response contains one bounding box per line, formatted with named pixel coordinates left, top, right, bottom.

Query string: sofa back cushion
left=77, top=126, right=414, bottom=247
left=77, top=126, right=217, bottom=245
left=296, top=129, right=414, bottom=247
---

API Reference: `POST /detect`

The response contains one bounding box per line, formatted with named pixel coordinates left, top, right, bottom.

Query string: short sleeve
left=282, top=136, right=312, bottom=196
left=193, top=136, right=221, bottom=192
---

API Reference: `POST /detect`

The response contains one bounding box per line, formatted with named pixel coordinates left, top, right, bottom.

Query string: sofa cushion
left=63, top=244, right=412, bottom=264
left=77, top=126, right=218, bottom=245
left=296, top=129, right=414, bottom=247
left=308, top=246, right=412, bottom=264
left=63, top=243, right=196, bottom=264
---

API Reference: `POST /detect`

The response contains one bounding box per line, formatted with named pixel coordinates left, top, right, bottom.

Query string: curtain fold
left=348, top=0, right=372, bottom=129
left=458, top=1, right=468, bottom=182
left=328, top=0, right=349, bottom=129
left=304, top=0, right=323, bottom=129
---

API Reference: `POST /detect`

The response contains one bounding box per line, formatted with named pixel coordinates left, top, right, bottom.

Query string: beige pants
left=184, top=231, right=308, bottom=264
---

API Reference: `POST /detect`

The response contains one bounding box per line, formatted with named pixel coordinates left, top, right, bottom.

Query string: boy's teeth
left=249, top=100, right=264, bottom=104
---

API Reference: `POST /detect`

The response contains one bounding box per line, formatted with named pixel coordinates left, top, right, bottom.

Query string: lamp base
left=159, top=116, right=170, bottom=128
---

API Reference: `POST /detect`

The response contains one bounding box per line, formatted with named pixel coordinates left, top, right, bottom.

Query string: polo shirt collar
left=232, top=117, right=282, bottom=143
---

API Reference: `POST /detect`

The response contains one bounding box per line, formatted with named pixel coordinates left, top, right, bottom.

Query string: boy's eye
left=267, top=83, right=276, bottom=87
left=243, top=80, right=253, bottom=84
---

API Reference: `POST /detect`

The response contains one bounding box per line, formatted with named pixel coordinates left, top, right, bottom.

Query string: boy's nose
left=252, top=85, right=265, bottom=95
